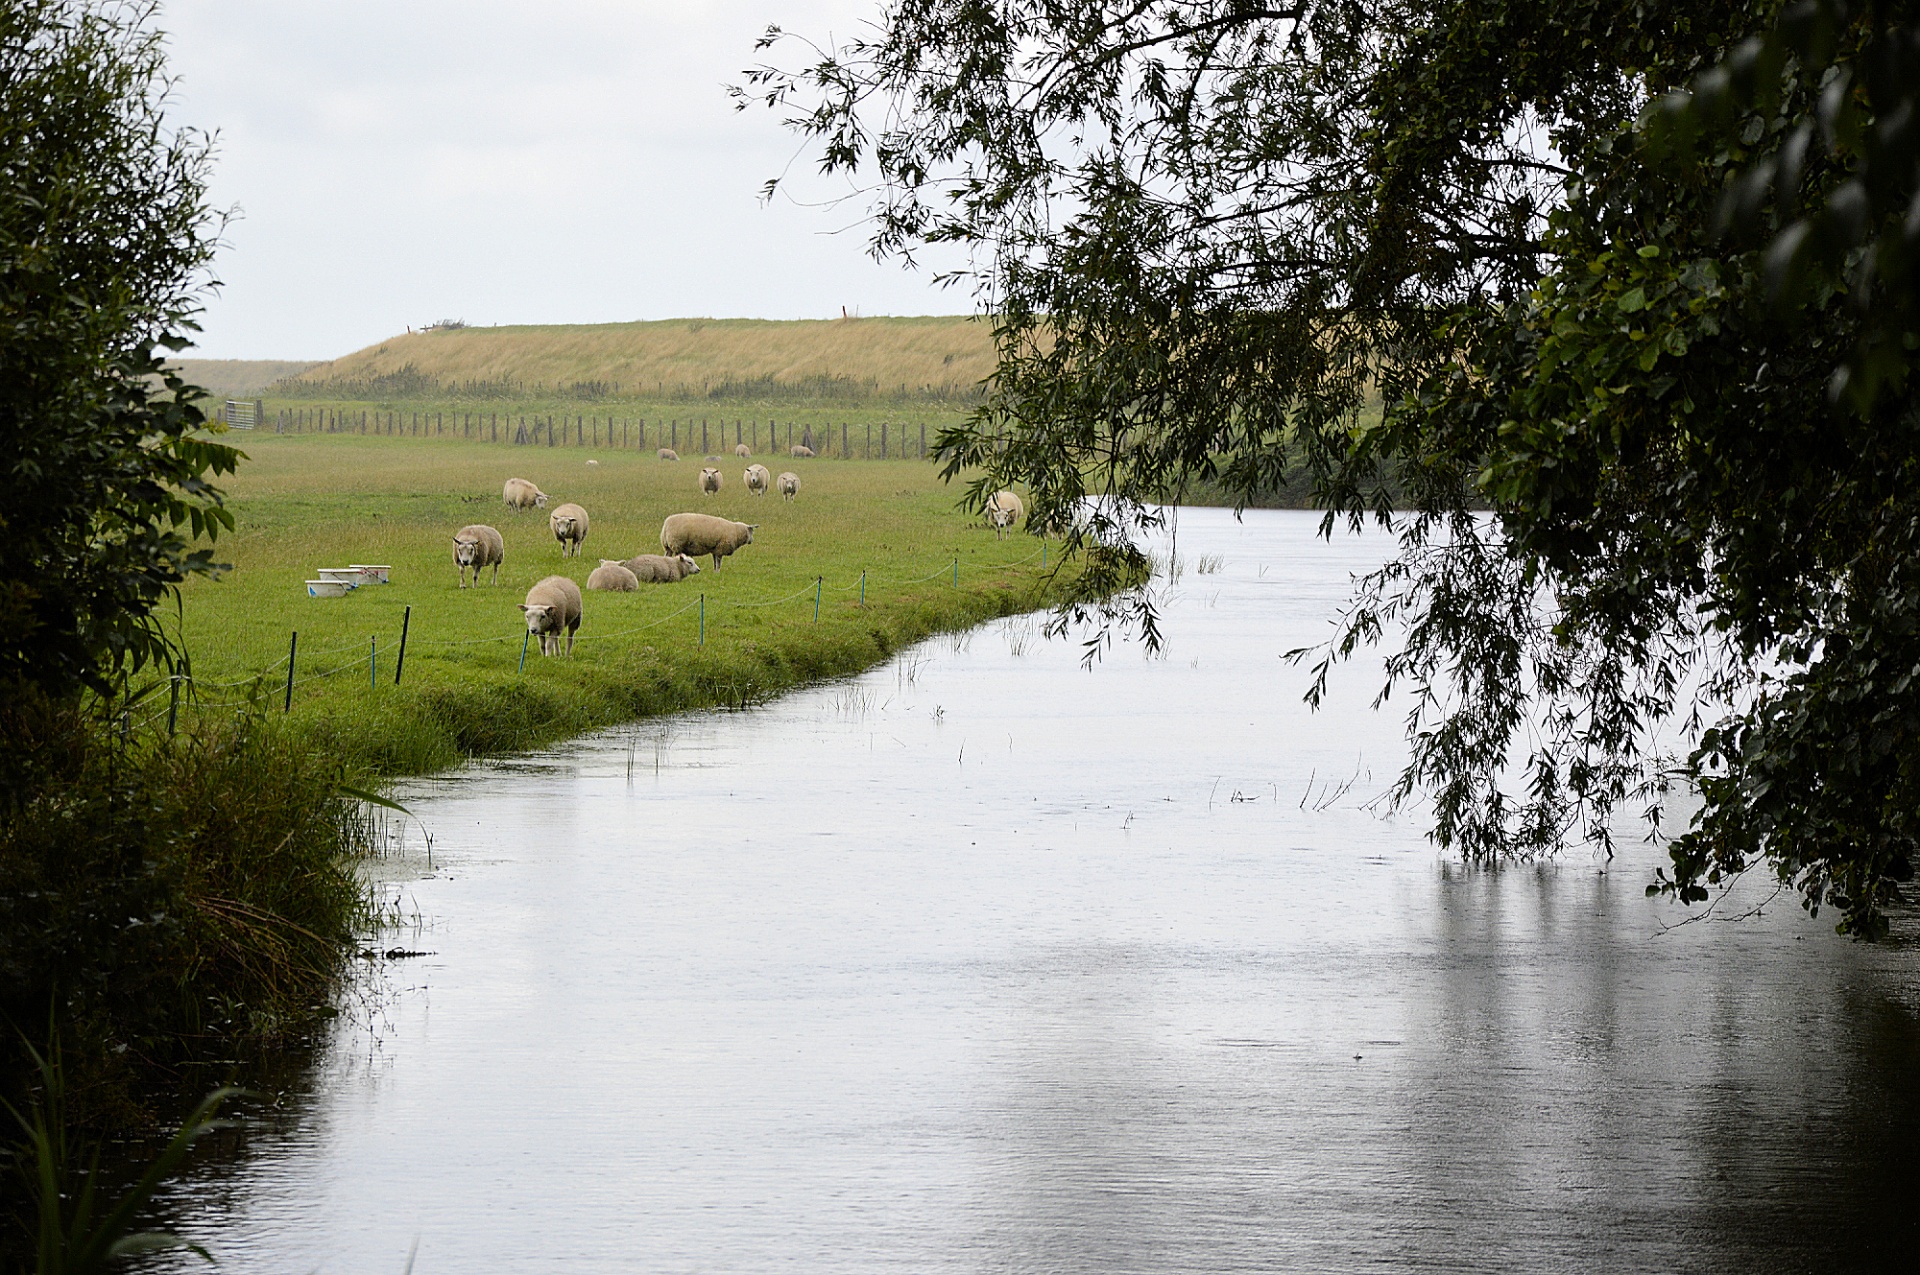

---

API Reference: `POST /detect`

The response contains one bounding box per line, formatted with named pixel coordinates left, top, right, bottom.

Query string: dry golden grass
left=284, top=316, right=997, bottom=397
left=168, top=359, right=324, bottom=399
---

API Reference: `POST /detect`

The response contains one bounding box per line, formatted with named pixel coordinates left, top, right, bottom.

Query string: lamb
left=734, top=442, right=752, bottom=458
left=661, top=512, right=757, bottom=571
left=986, top=489, right=1024, bottom=538
left=548, top=502, right=590, bottom=557
left=503, top=477, right=548, bottom=510
left=620, top=552, right=702, bottom=583
left=658, top=448, right=679, bottom=461
left=777, top=471, right=800, bottom=501
left=699, top=467, right=722, bottom=496
left=744, top=463, right=771, bottom=496
left=587, top=560, right=640, bottom=592
left=789, top=444, right=815, bottom=458
left=519, top=575, right=582, bottom=657
left=452, top=523, right=505, bottom=587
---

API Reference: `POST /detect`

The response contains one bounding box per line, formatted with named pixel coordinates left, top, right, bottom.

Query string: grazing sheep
left=789, top=444, right=815, bottom=458
left=587, top=560, right=640, bottom=592
left=520, top=575, right=583, bottom=656
left=620, top=552, right=702, bottom=583
left=586, top=459, right=599, bottom=467
left=661, top=512, right=757, bottom=571
left=986, top=489, right=1024, bottom=538
left=744, top=463, right=771, bottom=496
left=699, top=467, right=722, bottom=496
left=734, top=442, right=752, bottom=458
left=658, top=447, right=680, bottom=461
left=503, top=477, right=548, bottom=510
left=452, top=524, right=505, bottom=587
left=548, top=502, right=590, bottom=557
left=777, top=471, right=800, bottom=501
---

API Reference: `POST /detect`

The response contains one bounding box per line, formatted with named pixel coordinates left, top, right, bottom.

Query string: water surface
left=156, top=508, right=1920, bottom=1273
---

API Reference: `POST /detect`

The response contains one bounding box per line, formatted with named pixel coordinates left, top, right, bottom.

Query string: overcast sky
left=162, top=0, right=969, bottom=360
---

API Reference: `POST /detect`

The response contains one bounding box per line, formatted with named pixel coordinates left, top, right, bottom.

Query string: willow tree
left=742, top=0, right=1920, bottom=934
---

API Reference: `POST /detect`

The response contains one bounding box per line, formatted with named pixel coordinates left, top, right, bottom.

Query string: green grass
left=170, top=433, right=1062, bottom=780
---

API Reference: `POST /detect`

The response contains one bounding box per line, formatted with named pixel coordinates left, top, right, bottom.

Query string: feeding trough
left=306, top=578, right=351, bottom=598
left=316, top=568, right=362, bottom=589
left=350, top=563, right=392, bottom=584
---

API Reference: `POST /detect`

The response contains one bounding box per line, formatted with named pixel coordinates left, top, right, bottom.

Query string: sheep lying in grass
left=734, top=442, right=752, bottom=458
left=587, top=560, right=640, bottom=591
left=452, top=524, right=505, bottom=587
left=744, top=463, right=771, bottom=496
left=504, top=477, right=548, bottom=510
left=778, top=471, right=800, bottom=501
left=520, top=575, right=582, bottom=656
left=662, top=512, right=757, bottom=571
left=789, top=444, right=815, bottom=458
left=620, top=552, right=701, bottom=583
left=699, top=467, right=721, bottom=496
left=549, top=502, right=590, bottom=557
left=658, top=448, right=679, bottom=461
left=586, top=459, right=599, bottom=467
left=986, top=489, right=1024, bottom=538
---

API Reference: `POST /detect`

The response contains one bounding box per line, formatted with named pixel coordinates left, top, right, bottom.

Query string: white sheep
left=777, top=471, right=800, bottom=501
left=587, top=560, right=640, bottom=592
left=586, top=459, right=599, bottom=467
left=744, top=463, right=771, bottom=496
left=658, top=448, right=680, bottom=461
left=986, top=489, right=1024, bottom=538
left=520, top=575, right=582, bottom=656
left=620, top=552, right=702, bottom=583
left=662, top=512, right=757, bottom=571
left=789, top=444, right=815, bottom=458
left=734, top=442, right=752, bottom=458
left=503, top=477, right=548, bottom=510
left=452, top=524, right=505, bottom=587
left=699, top=467, right=722, bottom=496
left=549, top=502, right=590, bottom=557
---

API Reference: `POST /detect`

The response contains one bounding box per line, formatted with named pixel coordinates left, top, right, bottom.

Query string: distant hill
left=169, top=359, right=324, bottom=400
left=277, top=316, right=996, bottom=402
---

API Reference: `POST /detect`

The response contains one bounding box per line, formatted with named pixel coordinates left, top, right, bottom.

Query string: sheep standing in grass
left=452, top=524, right=505, bottom=587
left=986, top=489, right=1024, bottom=538
left=658, top=448, right=679, bottom=461
left=620, top=553, right=701, bottom=583
left=699, top=467, right=722, bottom=496
left=777, top=471, right=800, bottom=501
left=549, top=502, right=590, bottom=557
left=587, top=560, right=640, bottom=592
left=504, top=477, right=548, bottom=510
left=744, top=463, right=771, bottom=496
left=520, top=575, right=582, bottom=656
left=662, top=512, right=757, bottom=571
left=789, top=444, right=815, bottom=458
left=734, top=442, right=752, bottom=458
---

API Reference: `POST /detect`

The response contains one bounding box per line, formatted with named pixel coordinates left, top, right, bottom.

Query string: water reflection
left=148, top=508, right=1920, bottom=1273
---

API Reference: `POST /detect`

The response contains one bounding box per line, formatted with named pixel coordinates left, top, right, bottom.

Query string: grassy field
left=278, top=315, right=995, bottom=402
left=168, top=433, right=1061, bottom=779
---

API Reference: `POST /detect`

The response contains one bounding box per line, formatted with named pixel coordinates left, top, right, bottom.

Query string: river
left=151, top=507, right=1920, bottom=1273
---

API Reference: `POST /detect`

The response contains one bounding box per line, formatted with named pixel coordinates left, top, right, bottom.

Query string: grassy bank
left=167, top=433, right=1065, bottom=781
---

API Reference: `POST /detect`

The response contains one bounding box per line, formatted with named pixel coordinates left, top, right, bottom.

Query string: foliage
left=744, top=0, right=1920, bottom=934
left=0, top=0, right=237, bottom=703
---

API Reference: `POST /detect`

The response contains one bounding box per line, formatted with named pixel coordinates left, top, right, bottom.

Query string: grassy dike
left=170, top=432, right=1067, bottom=782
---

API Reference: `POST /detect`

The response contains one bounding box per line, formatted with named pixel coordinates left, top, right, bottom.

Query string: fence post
left=284, top=631, right=297, bottom=711
left=882, top=422, right=888, bottom=458
left=814, top=576, right=822, bottom=622
left=394, top=605, right=411, bottom=685
left=843, top=423, right=849, bottom=458
left=859, top=570, right=866, bottom=607
left=952, top=557, right=958, bottom=587
left=519, top=629, right=530, bottom=672
left=168, top=674, right=179, bottom=736
left=370, top=636, right=377, bottom=688
left=698, top=594, right=705, bottom=646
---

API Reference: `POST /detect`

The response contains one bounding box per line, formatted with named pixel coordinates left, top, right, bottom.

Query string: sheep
left=699, top=467, right=722, bottom=496
left=620, top=552, right=702, bottom=583
left=548, top=502, right=590, bottom=557
left=777, top=471, right=800, bottom=501
left=734, top=442, right=752, bottom=458
left=503, top=477, right=548, bottom=510
left=586, top=459, right=599, bottom=467
left=744, top=463, right=771, bottom=496
left=789, top=444, right=815, bottom=458
left=519, top=575, right=582, bottom=657
left=662, top=512, right=757, bottom=571
left=452, top=523, right=505, bottom=587
left=658, top=448, right=680, bottom=461
left=986, top=489, right=1024, bottom=538
left=587, top=560, right=640, bottom=592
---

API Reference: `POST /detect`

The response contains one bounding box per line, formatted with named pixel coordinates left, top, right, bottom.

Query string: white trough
left=316, top=568, right=362, bottom=589
left=306, top=579, right=351, bottom=598
left=350, top=563, right=392, bottom=584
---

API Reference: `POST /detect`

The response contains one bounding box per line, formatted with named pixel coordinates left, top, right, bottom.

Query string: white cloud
left=161, top=0, right=967, bottom=358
